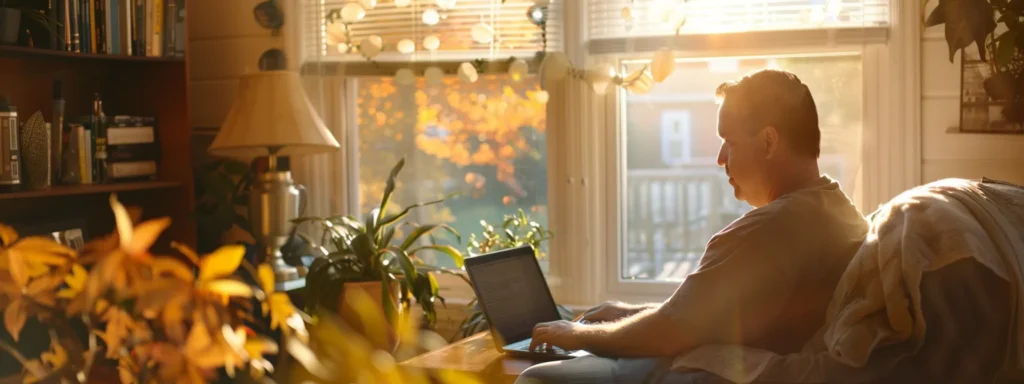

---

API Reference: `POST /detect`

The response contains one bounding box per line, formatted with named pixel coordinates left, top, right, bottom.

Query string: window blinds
left=302, top=0, right=561, bottom=63
left=587, top=0, right=890, bottom=53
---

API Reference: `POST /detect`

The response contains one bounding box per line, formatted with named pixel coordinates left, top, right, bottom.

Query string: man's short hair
left=715, top=69, right=820, bottom=158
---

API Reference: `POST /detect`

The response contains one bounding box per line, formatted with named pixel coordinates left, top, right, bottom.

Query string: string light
left=341, top=3, right=365, bottom=22
left=324, top=0, right=677, bottom=95
left=423, top=35, right=441, bottom=51
left=422, top=8, right=440, bottom=25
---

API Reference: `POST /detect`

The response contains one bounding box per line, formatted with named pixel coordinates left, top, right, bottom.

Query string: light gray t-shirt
left=661, top=176, right=868, bottom=354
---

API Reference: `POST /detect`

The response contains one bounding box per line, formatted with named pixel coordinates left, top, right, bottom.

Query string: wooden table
left=400, top=333, right=535, bottom=383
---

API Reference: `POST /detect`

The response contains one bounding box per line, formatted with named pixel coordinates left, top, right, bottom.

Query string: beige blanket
left=672, top=178, right=1024, bottom=383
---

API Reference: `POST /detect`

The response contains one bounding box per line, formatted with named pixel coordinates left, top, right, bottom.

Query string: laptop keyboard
left=506, top=338, right=576, bottom=355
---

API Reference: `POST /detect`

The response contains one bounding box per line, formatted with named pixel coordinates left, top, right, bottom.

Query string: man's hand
left=576, top=301, right=640, bottom=323
left=528, top=320, right=584, bottom=351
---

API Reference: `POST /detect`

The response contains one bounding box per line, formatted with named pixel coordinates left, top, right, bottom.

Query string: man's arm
left=575, top=306, right=694, bottom=357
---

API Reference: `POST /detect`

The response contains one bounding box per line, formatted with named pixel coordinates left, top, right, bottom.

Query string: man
left=516, top=69, right=869, bottom=383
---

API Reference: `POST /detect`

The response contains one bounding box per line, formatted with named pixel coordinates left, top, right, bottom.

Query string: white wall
left=921, top=16, right=1024, bottom=185
left=187, top=1, right=284, bottom=132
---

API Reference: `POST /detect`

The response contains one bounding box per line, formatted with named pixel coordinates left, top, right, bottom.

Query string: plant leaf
left=400, top=224, right=459, bottom=250
left=0, top=223, right=17, bottom=247
left=996, top=29, right=1020, bottom=67
left=152, top=258, right=195, bottom=282
left=377, top=158, right=406, bottom=225
left=377, top=197, right=447, bottom=230
left=936, top=0, right=997, bottom=62
left=204, top=279, right=254, bottom=298
left=388, top=247, right=418, bottom=286
left=4, top=298, right=26, bottom=342
left=408, top=245, right=465, bottom=268
left=258, top=264, right=275, bottom=294
left=198, top=245, right=246, bottom=281
left=5, top=249, right=30, bottom=289
left=126, top=217, right=172, bottom=258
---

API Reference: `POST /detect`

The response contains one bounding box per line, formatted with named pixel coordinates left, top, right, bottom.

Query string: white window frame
left=546, top=0, right=921, bottom=306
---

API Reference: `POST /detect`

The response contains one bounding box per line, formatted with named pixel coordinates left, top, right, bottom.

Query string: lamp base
left=271, top=256, right=300, bottom=282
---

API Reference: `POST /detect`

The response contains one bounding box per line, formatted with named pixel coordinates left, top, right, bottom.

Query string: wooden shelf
left=0, top=44, right=185, bottom=63
left=0, top=180, right=182, bottom=200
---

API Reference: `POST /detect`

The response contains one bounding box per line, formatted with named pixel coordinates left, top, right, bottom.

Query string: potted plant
left=926, top=0, right=1024, bottom=131
left=298, top=158, right=464, bottom=341
left=0, top=194, right=481, bottom=383
left=455, top=209, right=574, bottom=340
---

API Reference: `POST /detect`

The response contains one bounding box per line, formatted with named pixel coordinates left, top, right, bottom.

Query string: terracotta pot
left=339, top=280, right=400, bottom=351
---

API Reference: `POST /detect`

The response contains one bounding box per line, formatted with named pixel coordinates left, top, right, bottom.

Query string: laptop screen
left=465, top=246, right=562, bottom=346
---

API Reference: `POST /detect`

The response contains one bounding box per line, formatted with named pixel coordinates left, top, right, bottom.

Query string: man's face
left=716, top=102, right=772, bottom=206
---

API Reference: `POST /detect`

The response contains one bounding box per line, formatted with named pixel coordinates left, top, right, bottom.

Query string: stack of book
left=64, top=116, right=158, bottom=184
left=49, top=0, right=186, bottom=57
left=107, top=116, right=159, bottom=181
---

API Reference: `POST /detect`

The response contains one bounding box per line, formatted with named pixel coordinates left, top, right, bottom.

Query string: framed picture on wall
left=959, top=51, right=1024, bottom=133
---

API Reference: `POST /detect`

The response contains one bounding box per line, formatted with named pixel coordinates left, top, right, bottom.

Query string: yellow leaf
left=57, top=265, right=87, bottom=299
left=198, top=245, right=246, bottom=282
left=26, top=274, right=63, bottom=297
left=267, top=293, right=295, bottom=332
left=40, top=342, right=67, bottom=369
left=102, top=308, right=134, bottom=359
left=11, top=237, right=75, bottom=259
left=245, top=336, right=278, bottom=359
left=125, top=217, right=171, bottom=259
left=152, top=258, right=195, bottom=283
left=5, top=298, right=26, bottom=342
left=117, top=355, right=137, bottom=384
left=258, top=264, right=274, bottom=294
left=0, top=223, right=17, bottom=247
left=204, top=279, right=253, bottom=298
left=24, top=261, right=48, bottom=279
left=110, top=194, right=134, bottom=250
left=438, top=369, right=484, bottom=384
left=20, top=360, right=46, bottom=384
left=6, top=249, right=28, bottom=288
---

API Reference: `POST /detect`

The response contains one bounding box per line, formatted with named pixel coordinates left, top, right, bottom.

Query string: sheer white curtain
left=283, top=0, right=349, bottom=220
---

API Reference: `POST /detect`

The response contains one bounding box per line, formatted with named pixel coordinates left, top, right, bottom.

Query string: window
left=296, top=0, right=920, bottom=306
left=619, top=54, right=863, bottom=281
left=576, top=0, right=904, bottom=301
left=350, top=75, right=550, bottom=270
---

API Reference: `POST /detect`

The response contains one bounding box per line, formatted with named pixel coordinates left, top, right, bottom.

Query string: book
left=107, top=0, right=118, bottom=55
left=120, top=0, right=131, bottom=55
left=69, top=0, right=79, bottom=52
left=88, top=0, right=96, bottom=54
left=107, top=126, right=154, bottom=146
left=133, top=0, right=144, bottom=56
left=151, top=0, right=162, bottom=57
left=107, top=143, right=159, bottom=162
left=109, top=160, right=157, bottom=180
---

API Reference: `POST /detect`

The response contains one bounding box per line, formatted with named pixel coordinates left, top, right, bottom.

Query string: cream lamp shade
left=209, top=70, right=340, bottom=158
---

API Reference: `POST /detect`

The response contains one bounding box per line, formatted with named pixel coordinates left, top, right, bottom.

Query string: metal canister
left=0, top=97, right=20, bottom=191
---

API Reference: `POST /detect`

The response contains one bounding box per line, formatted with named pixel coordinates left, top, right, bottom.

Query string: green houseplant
left=298, top=158, right=464, bottom=332
left=455, top=210, right=573, bottom=340
left=926, top=0, right=1024, bottom=123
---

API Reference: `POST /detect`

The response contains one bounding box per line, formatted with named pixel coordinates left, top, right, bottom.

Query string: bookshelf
left=0, top=1, right=194, bottom=250
left=0, top=44, right=185, bottom=62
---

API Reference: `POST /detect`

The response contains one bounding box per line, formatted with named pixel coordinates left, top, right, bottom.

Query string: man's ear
left=762, top=126, right=780, bottom=159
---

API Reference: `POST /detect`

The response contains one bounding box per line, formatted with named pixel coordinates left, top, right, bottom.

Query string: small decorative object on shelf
left=19, top=111, right=50, bottom=190
left=0, top=96, right=19, bottom=192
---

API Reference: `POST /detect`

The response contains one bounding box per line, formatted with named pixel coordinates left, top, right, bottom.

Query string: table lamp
left=209, top=67, right=339, bottom=282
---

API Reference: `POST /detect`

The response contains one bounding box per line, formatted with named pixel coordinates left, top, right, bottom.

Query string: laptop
left=464, top=245, right=589, bottom=360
